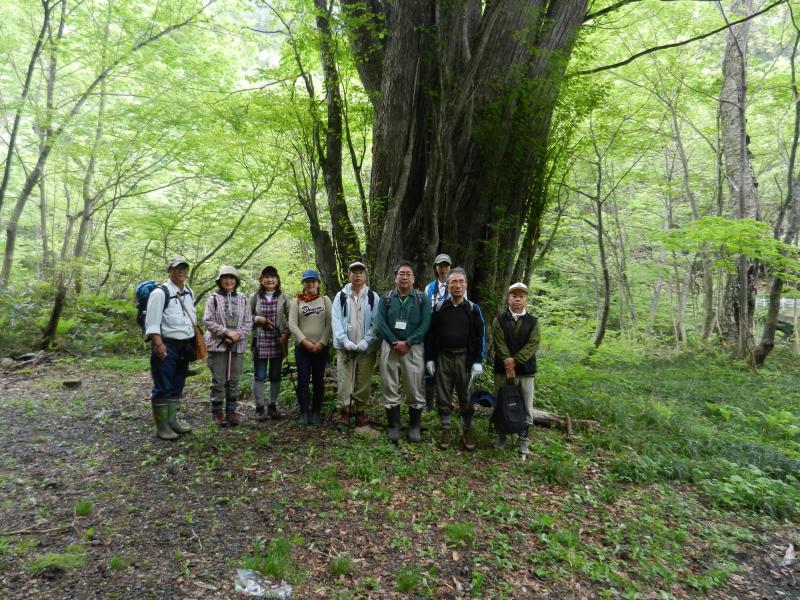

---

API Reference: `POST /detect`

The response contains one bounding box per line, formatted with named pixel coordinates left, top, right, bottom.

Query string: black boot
left=308, top=395, right=323, bottom=426
left=296, top=396, right=309, bottom=424
left=408, top=407, right=423, bottom=443
left=385, top=406, right=401, bottom=443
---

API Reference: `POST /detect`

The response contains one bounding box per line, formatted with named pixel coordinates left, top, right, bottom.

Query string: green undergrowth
left=540, top=331, right=800, bottom=519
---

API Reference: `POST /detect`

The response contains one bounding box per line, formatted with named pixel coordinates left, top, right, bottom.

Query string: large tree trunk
left=342, top=0, right=587, bottom=307
left=719, top=0, right=758, bottom=360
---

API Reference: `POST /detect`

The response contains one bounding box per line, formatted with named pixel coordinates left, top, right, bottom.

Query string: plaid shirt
left=203, top=291, right=252, bottom=353
left=253, top=294, right=282, bottom=359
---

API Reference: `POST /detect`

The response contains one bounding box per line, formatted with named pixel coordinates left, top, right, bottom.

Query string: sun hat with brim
left=215, top=265, right=241, bottom=286
left=433, top=253, right=452, bottom=266
left=507, top=282, right=528, bottom=294
left=167, top=256, right=189, bottom=271
left=301, top=269, right=320, bottom=282
left=469, top=389, right=495, bottom=408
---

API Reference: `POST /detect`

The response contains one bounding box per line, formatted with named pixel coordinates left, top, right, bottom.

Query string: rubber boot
left=407, top=407, right=423, bottom=443
left=386, top=406, right=401, bottom=443
left=253, top=380, right=268, bottom=421
left=308, top=396, right=323, bottom=426
left=518, top=427, right=531, bottom=456
left=461, top=412, right=475, bottom=452
left=268, top=381, right=283, bottom=420
left=296, top=396, right=309, bottom=424
left=494, top=432, right=508, bottom=450
left=152, top=402, right=178, bottom=441
left=167, top=399, right=192, bottom=434
left=226, top=402, right=241, bottom=427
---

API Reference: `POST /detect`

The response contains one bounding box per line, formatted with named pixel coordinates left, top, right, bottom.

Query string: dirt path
left=0, top=360, right=798, bottom=599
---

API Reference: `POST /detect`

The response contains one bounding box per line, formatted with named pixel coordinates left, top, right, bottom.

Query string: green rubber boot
left=152, top=402, right=179, bottom=441
left=167, top=400, right=192, bottom=434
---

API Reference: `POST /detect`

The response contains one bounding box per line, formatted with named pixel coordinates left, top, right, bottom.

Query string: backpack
left=383, top=289, right=425, bottom=310
left=433, top=298, right=473, bottom=313
left=134, top=281, right=168, bottom=334
left=339, top=289, right=377, bottom=317
left=491, top=382, right=528, bottom=434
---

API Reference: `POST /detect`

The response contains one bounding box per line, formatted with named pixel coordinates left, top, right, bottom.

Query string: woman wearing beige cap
left=203, top=266, right=253, bottom=427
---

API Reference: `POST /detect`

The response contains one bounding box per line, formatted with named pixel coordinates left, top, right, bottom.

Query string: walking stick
left=225, top=348, right=233, bottom=420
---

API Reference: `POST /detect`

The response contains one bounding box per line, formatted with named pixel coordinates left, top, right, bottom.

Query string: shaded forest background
left=1, top=0, right=800, bottom=366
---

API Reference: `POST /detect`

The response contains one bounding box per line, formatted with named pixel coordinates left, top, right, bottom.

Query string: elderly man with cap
left=144, top=256, right=198, bottom=440
left=424, top=267, right=485, bottom=451
left=374, top=260, right=432, bottom=443
left=288, top=269, right=332, bottom=425
left=491, top=282, right=540, bottom=455
left=331, top=261, right=381, bottom=430
left=250, top=265, right=289, bottom=421
left=203, top=265, right=253, bottom=427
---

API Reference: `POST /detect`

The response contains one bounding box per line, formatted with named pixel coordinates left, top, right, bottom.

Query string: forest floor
left=0, top=344, right=799, bottom=599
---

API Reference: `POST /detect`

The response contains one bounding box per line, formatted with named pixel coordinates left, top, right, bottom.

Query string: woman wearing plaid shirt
left=249, top=265, right=289, bottom=421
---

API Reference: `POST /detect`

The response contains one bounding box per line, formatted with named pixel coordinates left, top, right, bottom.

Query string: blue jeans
left=253, top=356, right=283, bottom=383
left=295, top=344, right=328, bottom=411
left=150, top=340, right=190, bottom=402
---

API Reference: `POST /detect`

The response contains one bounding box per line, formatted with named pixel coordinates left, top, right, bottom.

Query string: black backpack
left=339, top=289, right=377, bottom=316
left=491, top=382, right=528, bottom=434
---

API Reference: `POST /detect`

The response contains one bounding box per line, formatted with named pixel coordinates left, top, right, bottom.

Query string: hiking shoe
left=336, top=413, right=349, bottom=432
left=226, top=409, right=241, bottom=427
left=255, top=406, right=268, bottom=422
left=462, top=428, right=476, bottom=452
left=308, top=412, right=322, bottom=426
left=438, top=426, right=452, bottom=450
left=213, top=411, right=226, bottom=428
left=355, top=413, right=369, bottom=428
left=267, top=403, right=283, bottom=420
left=494, top=433, right=508, bottom=450
left=518, top=437, right=531, bottom=456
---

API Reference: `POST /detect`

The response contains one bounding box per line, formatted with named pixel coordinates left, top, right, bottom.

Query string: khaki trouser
left=435, top=350, right=471, bottom=418
left=493, top=373, right=535, bottom=425
left=208, top=351, right=245, bottom=409
left=336, top=349, right=377, bottom=413
left=379, top=341, right=425, bottom=409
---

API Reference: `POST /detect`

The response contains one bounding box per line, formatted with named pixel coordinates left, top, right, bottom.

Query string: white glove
left=344, top=340, right=358, bottom=351
left=471, top=363, right=483, bottom=377
left=356, top=339, right=369, bottom=352
left=426, top=361, right=435, bottom=376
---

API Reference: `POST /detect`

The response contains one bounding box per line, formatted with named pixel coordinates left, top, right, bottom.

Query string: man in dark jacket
left=492, top=282, right=540, bottom=455
left=425, top=268, right=485, bottom=451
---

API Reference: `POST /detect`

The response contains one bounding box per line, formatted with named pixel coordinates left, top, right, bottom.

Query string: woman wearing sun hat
left=287, top=269, right=332, bottom=425
left=203, top=265, right=253, bottom=427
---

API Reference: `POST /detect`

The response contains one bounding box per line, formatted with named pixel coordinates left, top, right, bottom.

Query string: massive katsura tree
left=340, top=0, right=587, bottom=307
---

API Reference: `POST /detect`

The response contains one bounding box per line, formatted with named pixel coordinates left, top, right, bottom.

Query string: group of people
left=144, top=254, right=540, bottom=454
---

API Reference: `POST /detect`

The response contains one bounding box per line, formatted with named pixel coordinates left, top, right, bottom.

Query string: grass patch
left=241, top=537, right=305, bottom=584
left=327, top=554, right=353, bottom=577
left=74, top=500, right=93, bottom=517
left=108, top=555, right=128, bottom=570
left=443, top=521, right=476, bottom=546
left=27, top=545, right=86, bottom=576
left=395, top=566, right=421, bottom=594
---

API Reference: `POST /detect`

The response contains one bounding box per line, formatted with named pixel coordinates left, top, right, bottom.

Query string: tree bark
left=719, top=0, right=758, bottom=360
left=341, top=0, right=587, bottom=305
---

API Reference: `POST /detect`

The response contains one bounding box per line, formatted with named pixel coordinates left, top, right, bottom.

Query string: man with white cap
left=491, top=282, right=540, bottom=455
left=331, top=261, right=380, bottom=430
left=144, top=256, right=197, bottom=440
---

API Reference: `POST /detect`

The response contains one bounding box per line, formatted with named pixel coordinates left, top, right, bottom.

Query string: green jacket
left=492, top=311, right=540, bottom=375
left=375, top=288, right=431, bottom=345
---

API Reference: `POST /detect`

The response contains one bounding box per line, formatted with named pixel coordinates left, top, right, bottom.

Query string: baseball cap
left=507, top=282, right=528, bottom=294
left=167, top=256, right=189, bottom=271
left=433, top=254, right=451, bottom=266
left=301, top=269, right=320, bottom=282
left=348, top=261, right=367, bottom=272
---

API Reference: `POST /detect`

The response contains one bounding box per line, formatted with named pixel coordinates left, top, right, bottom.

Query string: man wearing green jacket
left=492, top=282, right=540, bottom=455
left=375, top=260, right=432, bottom=443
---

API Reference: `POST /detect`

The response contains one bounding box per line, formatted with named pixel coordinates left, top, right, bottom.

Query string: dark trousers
left=295, top=344, right=328, bottom=411
left=150, top=340, right=190, bottom=402
left=253, top=356, right=283, bottom=383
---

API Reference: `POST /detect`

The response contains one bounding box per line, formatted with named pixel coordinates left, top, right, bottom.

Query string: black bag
left=491, top=382, right=528, bottom=434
